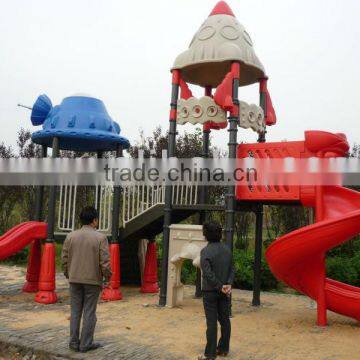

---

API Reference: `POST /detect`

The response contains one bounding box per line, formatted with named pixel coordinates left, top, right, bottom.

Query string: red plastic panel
left=236, top=140, right=308, bottom=201
left=236, top=131, right=349, bottom=202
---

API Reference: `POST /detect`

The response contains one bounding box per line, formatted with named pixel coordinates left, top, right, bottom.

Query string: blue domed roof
left=31, top=95, right=130, bottom=152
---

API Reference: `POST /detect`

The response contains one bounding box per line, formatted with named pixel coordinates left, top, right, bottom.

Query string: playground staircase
left=121, top=183, right=198, bottom=241
left=122, top=204, right=196, bottom=241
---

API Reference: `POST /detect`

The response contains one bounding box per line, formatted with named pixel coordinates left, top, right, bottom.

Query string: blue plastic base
left=32, top=130, right=130, bottom=152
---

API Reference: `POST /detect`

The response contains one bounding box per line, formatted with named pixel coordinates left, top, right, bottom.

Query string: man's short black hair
left=79, top=206, right=99, bottom=225
left=203, top=221, right=223, bottom=243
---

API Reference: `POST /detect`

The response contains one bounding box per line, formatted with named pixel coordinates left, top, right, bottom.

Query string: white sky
left=1, top=0, right=359, bottom=151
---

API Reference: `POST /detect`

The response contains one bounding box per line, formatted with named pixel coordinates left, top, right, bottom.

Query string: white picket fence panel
left=122, top=183, right=198, bottom=225
left=58, top=185, right=77, bottom=232
left=57, top=185, right=112, bottom=234
left=57, top=183, right=198, bottom=232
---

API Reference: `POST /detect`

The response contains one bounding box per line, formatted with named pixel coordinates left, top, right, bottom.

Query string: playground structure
left=0, top=1, right=358, bottom=328
left=158, top=0, right=360, bottom=327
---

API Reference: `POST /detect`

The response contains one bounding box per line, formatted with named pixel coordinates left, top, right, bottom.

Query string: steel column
left=96, top=151, right=103, bottom=210
left=258, top=78, right=267, bottom=143
left=34, top=145, right=47, bottom=221
left=159, top=70, right=180, bottom=306
left=224, top=64, right=240, bottom=317
left=196, top=127, right=210, bottom=298
left=46, top=137, right=59, bottom=242
left=252, top=78, right=267, bottom=306
left=195, top=86, right=212, bottom=299
left=35, top=137, right=59, bottom=304
left=199, top=127, right=211, bottom=212
left=252, top=204, right=264, bottom=306
left=111, top=145, right=123, bottom=243
left=224, top=64, right=240, bottom=251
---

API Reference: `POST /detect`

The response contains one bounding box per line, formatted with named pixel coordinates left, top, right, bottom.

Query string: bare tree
left=0, top=143, right=21, bottom=233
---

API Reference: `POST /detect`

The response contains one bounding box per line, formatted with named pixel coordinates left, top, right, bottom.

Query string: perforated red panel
left=236, top=140, right=312, bottom=201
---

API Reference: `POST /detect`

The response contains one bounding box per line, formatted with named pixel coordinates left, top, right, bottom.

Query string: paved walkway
left=0, top=265, right=359, bottom=360
left=0, top=266, right=182, bottom=360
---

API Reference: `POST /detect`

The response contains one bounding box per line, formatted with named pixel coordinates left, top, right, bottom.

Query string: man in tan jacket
left=61, top=206, right=111, bottom=353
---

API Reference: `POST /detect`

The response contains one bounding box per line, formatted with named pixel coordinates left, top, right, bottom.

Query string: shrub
left=5, top=247, right=29, bottom=265
left=326, top=256, right=358, bottom=286
left=350, top=253, right=360, bottom=287
left=233, top=249, right=278, bottom=291
left=181, top=259, right=197, bottom=285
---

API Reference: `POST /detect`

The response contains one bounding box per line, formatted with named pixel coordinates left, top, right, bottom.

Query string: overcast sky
left=1, top=0, right=359, bottom=152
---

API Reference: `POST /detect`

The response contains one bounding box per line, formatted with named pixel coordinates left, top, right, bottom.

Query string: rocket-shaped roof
left=173, top=1, right=265, bottom=87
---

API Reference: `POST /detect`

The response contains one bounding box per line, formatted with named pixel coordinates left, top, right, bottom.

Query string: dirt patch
left=0, top=265, right=359, bottom=359
left=92, top=288, right=360, bottom=359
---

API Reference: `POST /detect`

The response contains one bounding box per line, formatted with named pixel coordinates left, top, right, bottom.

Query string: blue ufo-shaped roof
left=31, top=95, right=130, bottom=152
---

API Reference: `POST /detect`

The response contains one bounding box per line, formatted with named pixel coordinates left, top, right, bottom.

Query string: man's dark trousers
left=69, top=283, right=101, bottom=351
left=203, top=291, right=231, bottom=358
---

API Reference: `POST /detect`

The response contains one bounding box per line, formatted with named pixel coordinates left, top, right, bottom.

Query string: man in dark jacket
left=61, top=206, right=112, bottom=353
left=198, top=221, right=235, bottom=360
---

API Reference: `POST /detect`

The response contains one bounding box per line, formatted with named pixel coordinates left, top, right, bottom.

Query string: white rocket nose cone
left=172, top=2, right=266, bottom=87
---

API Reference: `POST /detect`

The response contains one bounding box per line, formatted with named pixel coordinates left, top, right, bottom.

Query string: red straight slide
left=0, top=222, right=47, bottom=260
left=266, top=186, right=360, bottom=323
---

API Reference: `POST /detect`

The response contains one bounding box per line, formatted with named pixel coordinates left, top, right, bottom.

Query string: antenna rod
left=17, top=103, right=33, bottom=110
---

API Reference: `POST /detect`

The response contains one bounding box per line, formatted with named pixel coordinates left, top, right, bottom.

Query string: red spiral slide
left=237, top=131, right=360, bottom=325
left=0, top=221, right=47, bottom=260
left=266, top=186, right=360, bottom=324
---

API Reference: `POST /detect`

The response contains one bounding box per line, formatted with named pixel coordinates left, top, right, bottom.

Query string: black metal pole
left=200, top=85, right=212, bottom=214
left=224, top=64, right=240, bottom=317
left=34, top=145, right=47, bottom=221
left=195, top=125, right=211, bottom=298
left=252, top=78, right=267, bottom=306
left=46, top=138, right=59, bottom=242
left=199, top=127, right=210, bottom=211
left=257, top=77, right=267, bottom=143
left=159, top=72, right=179, bottom=307
left=96, top=151, right=103, bottom=211
left=111, top=145, right=123, bottom=244
left=252, top=204, right=264, bottom=306
left=224, top=69, right=239, bottom=251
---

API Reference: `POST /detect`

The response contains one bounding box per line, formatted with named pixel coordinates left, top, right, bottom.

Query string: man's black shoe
left=80, top=342, right=103, bottom=353
left=69, top=345, right=79, bottom=352
left=217, top=349, right=229, bottom=357
left=198, top=355, right=215, bottom=360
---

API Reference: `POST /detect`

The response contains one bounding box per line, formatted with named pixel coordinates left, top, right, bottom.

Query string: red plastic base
left=34, top=290, right=58, bottom=304
left=35, top=242, right=57, bottom=304
left=22, top=239, right=42, bottom=293
left=141, top=282, right=159, bottom=294
left=22, top=281, right=39, bottom=293
left=140, top=241, right=159, bottom=294
left=101, top=287, right=123, bottom=301
left=101, top=244, right=123, bottom=302
left=316, top=318, right=327, bottom=327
